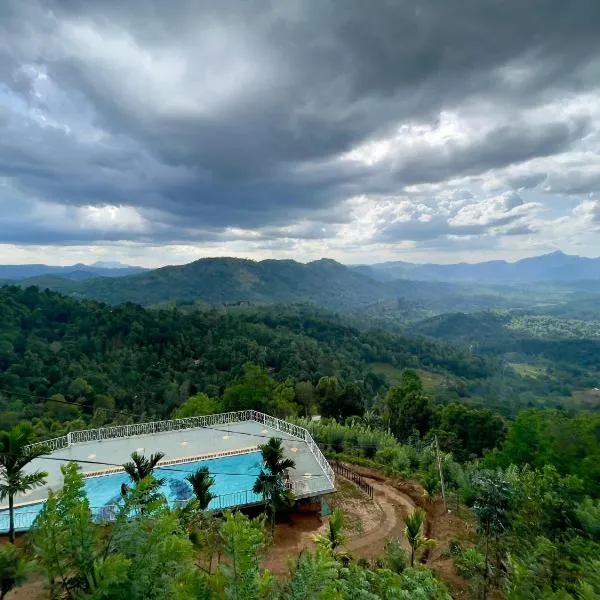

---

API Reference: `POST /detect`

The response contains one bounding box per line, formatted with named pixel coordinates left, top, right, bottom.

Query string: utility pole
left=434, top=435, right=447, bottom=512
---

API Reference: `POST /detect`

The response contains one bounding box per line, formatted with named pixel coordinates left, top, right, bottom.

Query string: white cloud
left=1, top=0, right=600, bottom=264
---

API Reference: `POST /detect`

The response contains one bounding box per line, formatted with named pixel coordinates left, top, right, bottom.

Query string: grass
left=368, top=363, right=451, bottom=390
left=368, top=362, right=403, bottom=383
left=568, top=389, right=600, bottom=411
left=327, top=478, right=368, bottom=535
left=335, top=477, right=368, bottom=502
left=508, top=362, right=546, bottom=379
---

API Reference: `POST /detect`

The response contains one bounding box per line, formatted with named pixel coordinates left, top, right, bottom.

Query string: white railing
left=25, top=410, right=335, bottom=489
left=248, top=411, right=335, bottom=487
left=27, top=435, right=69, bottom=454
left=69, top=410, right=255, bottom=445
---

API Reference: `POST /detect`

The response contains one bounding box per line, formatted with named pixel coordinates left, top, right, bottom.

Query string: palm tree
left=123, top=451, right=165, bottom=484
left=259, top=438, right=295, bottom=476
left=186, top=467, right=216, bottom=510
left=323, top=509, right=346, bottom=551
left=312, top=508, right=348, bottom=562
left=403, top=508, right=434, bottom=567
left=253, top=437, right=295, bottom=532
left=253, top=472, right=281, bottom=533
left=0, top=425, right=49, bottom=543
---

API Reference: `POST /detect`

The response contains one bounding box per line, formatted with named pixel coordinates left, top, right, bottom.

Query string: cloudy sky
left=1, top=0, right=600, bottom=266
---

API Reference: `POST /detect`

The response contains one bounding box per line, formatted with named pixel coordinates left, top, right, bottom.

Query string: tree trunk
left=8, top=492, right=15, bottom=544
left=410, top=545, right=415, bottom=567
left=270, top=504, right=275, bottom=535
left=482, top=525, right=490, bottom=600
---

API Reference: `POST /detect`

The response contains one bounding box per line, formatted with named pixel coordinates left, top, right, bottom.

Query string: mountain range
left=0, top=257, right=471, bottom=309
left=0, top=262, right=147, bottom=280
left=358, top=251, right=600, bottom=283
left=0, top=251, right=598, bottom=310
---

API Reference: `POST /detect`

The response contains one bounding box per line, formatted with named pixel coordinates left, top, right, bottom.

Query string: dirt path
left=263, top=467, right=418, bottom=573
left=346, top=477, right=414, bottom=558
left=334, top=463, right=476, bottom=598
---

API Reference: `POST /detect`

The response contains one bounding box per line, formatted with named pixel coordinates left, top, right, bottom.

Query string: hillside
left=409, top=311, right=600, bottom=410
left=0, top=286, right=493, bottom=433
left=6, top=256, right=560, bottom=314
left=10, top=257, right=471, bottom=309
left=73, top=257, right=391, bottom=307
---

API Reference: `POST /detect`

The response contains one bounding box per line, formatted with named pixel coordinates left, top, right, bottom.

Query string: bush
left=294, top=418, right=397, bottom=459
left=453, top=548, right=486, bottom=580
left=0, top=544, right=27, bottom=600
left=384, top=537, right=408, bottom=573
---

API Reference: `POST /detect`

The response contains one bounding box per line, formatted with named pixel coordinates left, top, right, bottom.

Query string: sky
left=1, top=0, right=600, bottom=267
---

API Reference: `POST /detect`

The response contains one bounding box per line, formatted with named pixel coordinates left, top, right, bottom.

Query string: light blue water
left=1, top=451, right=263, bottom=533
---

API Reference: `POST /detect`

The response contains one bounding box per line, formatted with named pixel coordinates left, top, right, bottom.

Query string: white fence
left=7, top=410, right=336, bottom=534
left=25, top=410, right=335, bottom=488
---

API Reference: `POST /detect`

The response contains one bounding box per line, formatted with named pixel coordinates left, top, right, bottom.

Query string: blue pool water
left=1, top=451, right=263, bottom=532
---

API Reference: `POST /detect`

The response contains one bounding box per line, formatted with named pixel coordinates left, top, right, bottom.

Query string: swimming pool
left=0, top=451, right=264, bottom=533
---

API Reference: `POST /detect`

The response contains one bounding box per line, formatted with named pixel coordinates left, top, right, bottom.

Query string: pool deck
left=5, top=420, right=334, bottom=507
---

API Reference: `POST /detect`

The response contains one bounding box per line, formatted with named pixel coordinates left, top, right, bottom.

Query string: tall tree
left=186, top=467, right=216, bottom=510
left=315, top=376, right=340, bottom=418
left=268, top=378, right=299, bottom=418
left=222, top=363, right=275, bottom=412
left=175, top=393, right=222, bottom=419
left=471, top=470, right=512, bottom=600
left=385, top=370, right=432, bottom=441
left=218, top=511, right=270, bottom=600
left=294, top=381, right=315, bottom=417
left=0, top=424, right=48, bottom=543
left=317, top=378, right=365, bottom=420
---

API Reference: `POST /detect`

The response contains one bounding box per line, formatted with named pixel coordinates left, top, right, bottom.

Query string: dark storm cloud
left=0, top=0, right=599, bottom=245
left=388, top=118, right=590, bottom=187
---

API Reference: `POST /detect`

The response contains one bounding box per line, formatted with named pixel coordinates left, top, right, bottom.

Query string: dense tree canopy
left=484, top=409, right=600, bottom=496
left=385, top=370, right=433, bottom=441
left=0, top=286, right=493, bottom=436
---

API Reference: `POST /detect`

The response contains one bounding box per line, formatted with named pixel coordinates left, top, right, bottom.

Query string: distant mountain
left=0, top=262, right=148, bottom=280
left=360, top=251, right=600, bottom=283
left=90, top=261, right=133, bottom=269
left=69, top=257, right=399, bottom=307
left=6, top=257, right=472, bottom=309
left=6, top=256, right=577, bottom=312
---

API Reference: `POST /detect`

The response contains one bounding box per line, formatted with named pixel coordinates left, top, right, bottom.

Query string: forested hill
left=79, top=257, right=391, bottom=306
left=6, top=257, right=466, bottom=309
left=408, top=311, right=600, bottom=410
left=0, top=286, right=490, bottom=434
